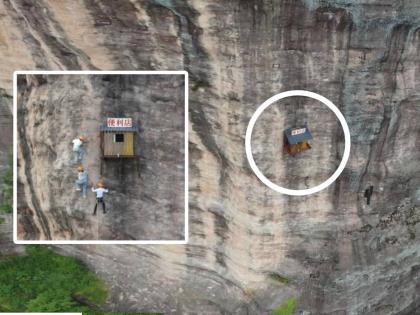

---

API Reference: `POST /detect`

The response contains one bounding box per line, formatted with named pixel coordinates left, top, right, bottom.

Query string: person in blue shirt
left=75, top=165, right=88, bottom=198
left=92, top=181, right=109, bottom=215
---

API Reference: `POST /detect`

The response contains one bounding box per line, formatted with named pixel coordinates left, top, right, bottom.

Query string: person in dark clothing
left=92, top=181, right=109, bottom=215
left=364, top=185, right=374, bottom=205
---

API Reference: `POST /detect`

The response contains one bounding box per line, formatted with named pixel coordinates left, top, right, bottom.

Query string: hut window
left=115, top=134, right=124, bottom=142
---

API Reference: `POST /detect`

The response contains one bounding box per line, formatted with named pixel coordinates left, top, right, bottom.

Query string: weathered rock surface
left=0, top=0, right=419, bottom=314
left=17, top=74, right=185, bottom=240
left=0, top=88, right=14, bottom=254
left=0, top=89, right=12, bottom=191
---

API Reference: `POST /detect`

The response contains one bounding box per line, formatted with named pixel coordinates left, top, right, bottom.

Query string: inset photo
left=14, top=71, right=188, bottom=244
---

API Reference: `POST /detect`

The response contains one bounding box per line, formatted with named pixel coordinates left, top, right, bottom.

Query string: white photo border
left=13, top=70, right=189, bottom=245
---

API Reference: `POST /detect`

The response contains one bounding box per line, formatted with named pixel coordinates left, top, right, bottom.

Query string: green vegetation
left=0, top=217, right=5, bottom=224
left=272, top=298, right=296, bottom=315
left=0, top=246, right=158, bottom=315
left=0, top=89, right=12, bottom=101
left=0, top=156, right=12, bottom=214
left=191, top=80, right=210, bottom=91
left=0, top=246, right=106, bottom=311
left=268, top=272, right=290, bottom=284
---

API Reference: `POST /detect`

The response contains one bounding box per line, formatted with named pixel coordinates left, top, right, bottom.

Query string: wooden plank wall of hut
left=103, top=132, right=134, bottom=156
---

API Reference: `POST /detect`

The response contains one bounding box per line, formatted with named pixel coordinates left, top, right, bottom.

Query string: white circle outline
left=245, top=90, right=351, bottom=196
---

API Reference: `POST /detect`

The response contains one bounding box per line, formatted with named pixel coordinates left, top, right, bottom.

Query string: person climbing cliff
left=92, top=181, right=109, bottom=215
left=75, top=165, right=88, bottom=198
left=364, top=185, right=374, bottom=205
left=72, top=135, right=87, bottom=163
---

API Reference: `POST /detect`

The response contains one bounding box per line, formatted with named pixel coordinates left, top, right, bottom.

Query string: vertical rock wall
left=0, top=0, right=419, bottom=314
left=17, top=74, right=185, bottom=240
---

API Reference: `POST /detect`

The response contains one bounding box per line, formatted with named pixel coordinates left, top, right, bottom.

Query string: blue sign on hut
left=284, top=123, right=313, bottom=155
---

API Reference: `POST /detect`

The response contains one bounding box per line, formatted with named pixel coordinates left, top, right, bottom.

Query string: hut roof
left=100, top=124, right=139, bottom=132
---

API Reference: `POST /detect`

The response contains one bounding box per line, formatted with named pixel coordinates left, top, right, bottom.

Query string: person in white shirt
left=72, top=136, right=87, bottom=163
left=75, top=165, right=88, bottom=198
left=92, top=181, right=109, bottom=215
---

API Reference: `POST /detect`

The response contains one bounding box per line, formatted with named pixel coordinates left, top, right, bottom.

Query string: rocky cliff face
left=0, top=88, right=13, bottom=253
left=0, top=0, right=420, bottom=314
left=17, top=74, right=185, bottom=240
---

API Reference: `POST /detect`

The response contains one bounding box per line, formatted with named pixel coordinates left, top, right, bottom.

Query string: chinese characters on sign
left=107, top=118, right=133, bottom=128
left=291, top=128, right=306, bottom=136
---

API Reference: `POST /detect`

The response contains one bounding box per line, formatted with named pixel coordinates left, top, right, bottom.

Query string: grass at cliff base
left=0, top=246, right=158, bottom=315
left=272, top=297, right=296, bottom=315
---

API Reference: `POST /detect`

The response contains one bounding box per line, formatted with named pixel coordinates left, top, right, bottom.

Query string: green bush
left=0, top=156, right=12, bottom=214
left=268, top=272, right=290, bottom=284
left=0, top=246, right=107, bottom=312
left=0, top=246, right=159, bottom=315
left=191, top=80, right=210, bottom=91
left=272, top=298, right=296, bottom=315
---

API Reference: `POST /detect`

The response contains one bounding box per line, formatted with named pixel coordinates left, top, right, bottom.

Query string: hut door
left=123, top=132, right=134, bottom=156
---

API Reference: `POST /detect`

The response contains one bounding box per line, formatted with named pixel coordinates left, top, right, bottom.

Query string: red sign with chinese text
left=107, top=118, right=132, bottom=128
